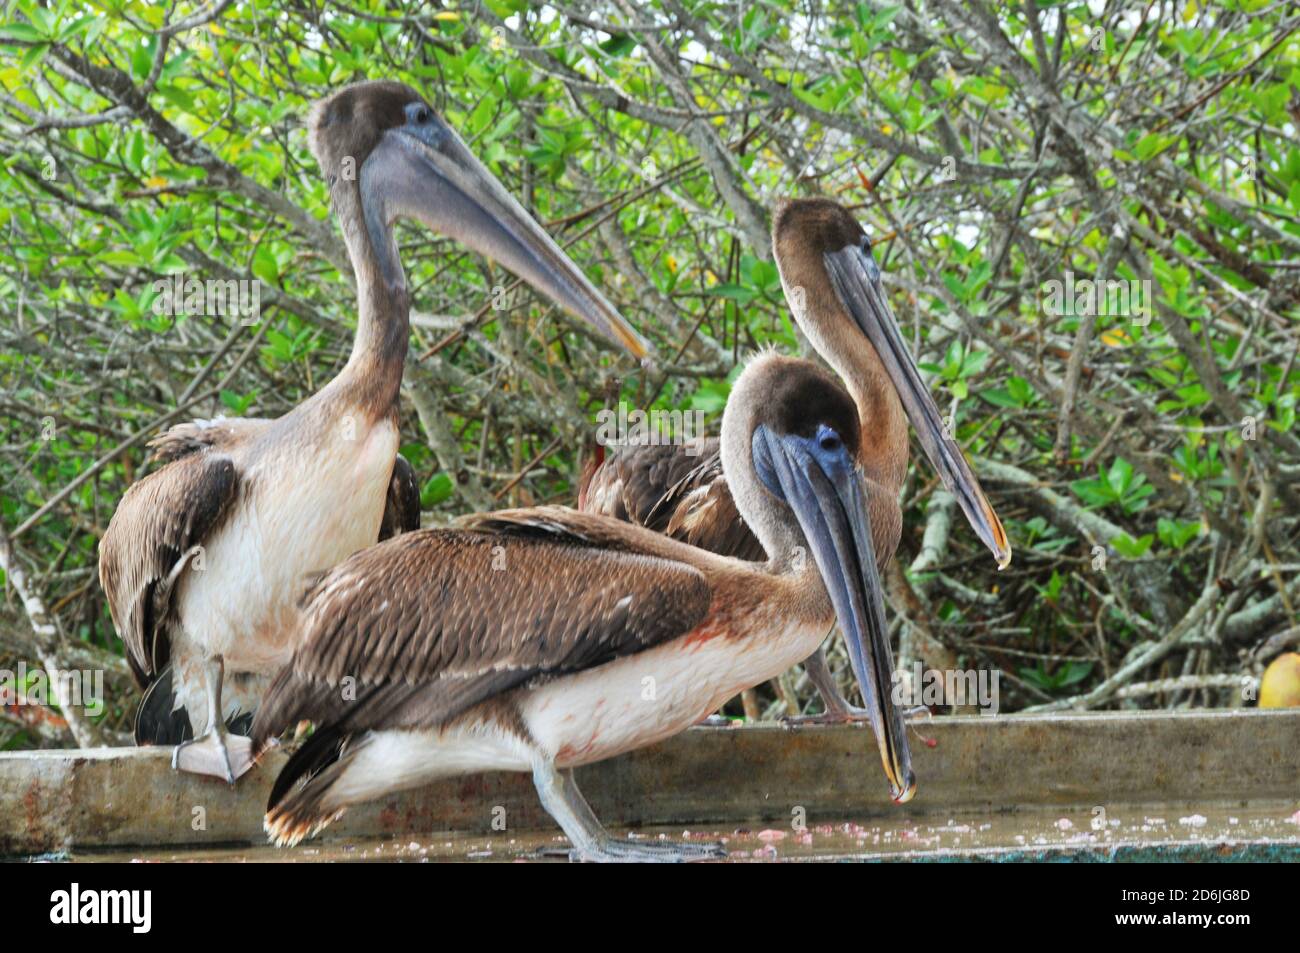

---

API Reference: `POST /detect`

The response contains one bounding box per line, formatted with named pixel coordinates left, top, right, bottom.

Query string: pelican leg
left=784, top=646, right=930, bottom=727
left=781, top=645, right=870, bottom=725
left=171, top=655, right=254, bottom=784
left=531, top=760, right=725, bottom=863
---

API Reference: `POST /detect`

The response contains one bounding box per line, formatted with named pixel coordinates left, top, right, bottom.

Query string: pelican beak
left=361, top=110, right=652, bottom=363
left=754, top=425, right=916, bottom=803
left=823, top=242, right=1010, bottom=568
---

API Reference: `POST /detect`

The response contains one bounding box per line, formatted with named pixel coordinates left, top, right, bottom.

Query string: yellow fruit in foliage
left=1259, top=653, right=1300, bottom=708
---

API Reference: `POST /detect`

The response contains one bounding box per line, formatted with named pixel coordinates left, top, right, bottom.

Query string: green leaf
left=25, top=5, right=53, bottom=36
left=18, top=42, right=48, bottom=72
left=599, top=34, right=636, bottom=57
left=421, top=472, right=454, bottom=507
left=131, top=39, right=154, bottom=82
left=706, top=283, right=756, bottom=304
left=56, top=15, right=98, bottom=42
left=219, top=390, right=257, bottom=415
left=1007, top=377, right=1034, bottom=404
left=0, top=23, right=44, bottom=42
left=1134, top=132, right=1176, bottom=160
left=252, top=246, right=280, bottom=285
left=1060, top=661, right=1094, bottom=687
left=1111, top=533, right=1153, bottom=559
left=158, top=84, right=196, bottom=114
left=1157, top=518, right=1202, bottom=549
left=689, top=378, right=731, bottom=413
left=97, top=250, right=143, bottom=268
left=1107, top=457, right=1134, bottom=496
left=978, top=387, right=1020, bottom=408
left=125, top=130, right=146, bottom=174
left=1070, top=477, right=1116, bottom=508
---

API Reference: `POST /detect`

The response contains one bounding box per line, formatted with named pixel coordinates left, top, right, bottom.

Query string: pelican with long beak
left=98, top=81, right=649, bottom=782
left=579, top=198, right=1008, bottom=721
left=251, top=353, right=914, bottom=860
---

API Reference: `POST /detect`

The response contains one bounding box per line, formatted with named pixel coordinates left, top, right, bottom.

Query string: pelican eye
left=415, top=107, right=431, bottom=124
left=818, top=430, right=842, bottom=452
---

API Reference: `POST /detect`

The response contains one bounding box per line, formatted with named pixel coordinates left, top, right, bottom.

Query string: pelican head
left=772, top=198, right=1010, bottom=568
left=309, top=81, right=649, bottom=361
left=722, top=352, right=916, bottom=803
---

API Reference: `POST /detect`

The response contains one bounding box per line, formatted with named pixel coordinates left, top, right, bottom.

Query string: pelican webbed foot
left=532, top=761, right=725, bottom=864
left=567, top=839, right=726, bottom=864
left=172, top=728, right=255, bottom=783
left=170, top=655, right=255, bottom=783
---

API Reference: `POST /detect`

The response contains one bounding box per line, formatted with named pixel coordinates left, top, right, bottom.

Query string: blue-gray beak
left=755, top=425, right=916, bottom=803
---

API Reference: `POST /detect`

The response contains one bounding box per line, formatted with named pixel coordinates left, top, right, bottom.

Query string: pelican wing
left=145, top=416, right=268, bottom=464
left=377, top=453, right=421, bottom=541
left=252, top=516, right=712, bottom=745
left=98, top=419, right=256, bottom=687
left=579, top=441, right=711, bottom=528
left=579, top=441, right=765, bottom=561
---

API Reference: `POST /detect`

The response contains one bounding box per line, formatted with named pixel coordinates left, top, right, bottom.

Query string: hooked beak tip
left=883, top=759, right=915, bottom=800
left=890, top=772, right=917, bottom=804
left=587, top=304, right=649, bottom=363
left=626, top=336, right=650, bottom=363
left=983, top=501, right=1012, bottom=569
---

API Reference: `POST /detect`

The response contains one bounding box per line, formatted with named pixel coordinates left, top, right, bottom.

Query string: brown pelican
left=579, top=198, right=1009, bottom=721
left=250, top=352, right=914, bottom=861
left=98, top=81, right=649, bottom=782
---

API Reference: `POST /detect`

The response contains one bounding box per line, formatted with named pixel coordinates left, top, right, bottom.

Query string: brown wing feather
left=578, top=441, right=766, bottom=562
left=251, top=523, right=712, bottom=744
left=146, top=416, right=267, bottom=463
left=98, top=423, right=248, bottom=687
left=579, top=441, right=712, bottom=529
left=377, top=453, right=420, bottom=541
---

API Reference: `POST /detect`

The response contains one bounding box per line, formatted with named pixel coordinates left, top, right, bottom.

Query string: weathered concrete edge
left=2, top=710, right=1297, bottom=854
left=807, top=839, right=1300, bottom=864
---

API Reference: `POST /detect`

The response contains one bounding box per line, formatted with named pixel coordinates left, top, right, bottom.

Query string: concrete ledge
left=2, top=709, right=1298, bottom=855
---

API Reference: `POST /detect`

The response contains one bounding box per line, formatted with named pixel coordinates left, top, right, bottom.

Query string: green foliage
left=919, top=340, right=988, bottom=401
left=1071, top=459, right=1156, bottom=515
left=1157, top=517, right=1203, bottom=550
left=421, top=472, right=455, bottom=508
left=1019, top=661, right=1094, bottom=694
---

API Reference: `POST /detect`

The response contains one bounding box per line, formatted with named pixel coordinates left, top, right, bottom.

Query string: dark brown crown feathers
left=758, top=355, right=862, bottom=456
left=773, top=198, right=868, bottom=256
left=307, top=80, right=426, bottom=178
